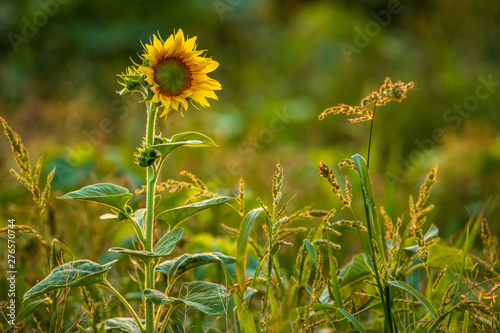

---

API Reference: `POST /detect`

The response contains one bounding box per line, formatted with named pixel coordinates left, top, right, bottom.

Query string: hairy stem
left=144, top=103, right=158, bottom=333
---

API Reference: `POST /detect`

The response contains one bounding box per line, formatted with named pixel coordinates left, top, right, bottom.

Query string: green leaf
left=133, top=208, right=146, bottom=228
left=236, top=208, right=263, bottom=297
left=304, top=239, right=318, bottom=267
left=23, top=260, right=117, bottom=302
left=17, top=297, right=52, bottom=322
left=352, top=154, right=384, bottom=260
left=151, top=132, right=216, bottom=157
left=109, top=229, right=183, bottom=262
left=339, top=254, right=372, bottom=288
left=59, top=183, right=132, bottom=212
left=104, top=317, right=145, bottom=333
left=143, top=288, right=179, bottom=305
left=156, top=252, right=235, bottom=282
left=335, top=308, right=366, bottom=333
left=108, top=248, right=156, bottom=262
left=427, top=244, right=473, bottom=270
left=154, top=228, right=184, bottom=256
left=156, top=196, right=235, bottom=228
left=144, top=281, right=228, bottom=316
left=388, top=281, right=438, bottom=319
left=310, top=304, right=367, bottom=333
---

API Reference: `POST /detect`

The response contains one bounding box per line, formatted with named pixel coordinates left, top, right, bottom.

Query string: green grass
left=1, top=72, right=499, bottom=333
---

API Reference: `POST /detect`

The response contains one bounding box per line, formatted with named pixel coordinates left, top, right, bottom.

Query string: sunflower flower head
left=119, top=29, right=222, bottom=118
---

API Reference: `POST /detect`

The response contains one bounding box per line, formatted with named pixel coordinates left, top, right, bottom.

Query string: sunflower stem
left=144, top=102, right=158, bottom=333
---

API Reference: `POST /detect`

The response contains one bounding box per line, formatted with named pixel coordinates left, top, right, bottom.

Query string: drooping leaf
left=153, top=228, right=184, bottom=256
left=388, top=280, right=438, bottom=319
left=156, top=196, right=235, bottom=228
left=104, top=317, right=145, bottom=333
left=236, top=208, right=263, bottom=297
left=156, top=252, right=235, bottom=281
left=144, top=281, right=228, bottom=316
left=17, top=297, right=52, bottom=322
left=59, top=183, right=132, bottom=212
left=23, top=260, right=117, bottom=302
left=339, top=253, right=372, bottom=288
left=151, top=132, right=216, bottom=157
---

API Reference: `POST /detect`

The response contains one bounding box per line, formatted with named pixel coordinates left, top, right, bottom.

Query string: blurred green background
left=1, top=0, right=499, bottom=251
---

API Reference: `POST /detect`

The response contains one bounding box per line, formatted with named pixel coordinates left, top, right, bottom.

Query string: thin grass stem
left=367, top=105, right=377, bottom=169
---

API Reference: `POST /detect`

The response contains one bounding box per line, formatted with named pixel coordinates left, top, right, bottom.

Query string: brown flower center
left=154, top=58, right=191, bottom=96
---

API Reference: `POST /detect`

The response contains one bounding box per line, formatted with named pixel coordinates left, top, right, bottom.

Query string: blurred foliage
left=1, top=0, right=499, bottom=270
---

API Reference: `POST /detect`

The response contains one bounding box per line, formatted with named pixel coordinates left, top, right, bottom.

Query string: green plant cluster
left=1, top=55, right=499, bottom=333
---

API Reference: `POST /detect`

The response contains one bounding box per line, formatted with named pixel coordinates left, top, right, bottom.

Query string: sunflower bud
left=117, top=206, right=133, bottom=220
left=118, top=66, right=148, bottom=95
left=153, top=135, right=168, bottom=145
left=134, top=146, right=160, bottom=167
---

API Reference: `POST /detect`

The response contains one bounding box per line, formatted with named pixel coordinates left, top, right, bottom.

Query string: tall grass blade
left=236, top=208, right=263, bottom=298
left=388, top=281, right=438, bottom=319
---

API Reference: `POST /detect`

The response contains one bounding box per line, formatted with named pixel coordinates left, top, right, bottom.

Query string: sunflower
left=137, top=29, right=221, bottom=117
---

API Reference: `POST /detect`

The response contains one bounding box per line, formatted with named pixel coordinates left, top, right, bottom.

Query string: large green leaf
left=151, top=132, right=216, bottom=157
left=104, top=317, right=145, bottom=333
left=427, top=244, right=473, bottom=270
left=109, top=228, right=183, bottom=261
left=236, top=208, right=263, bottom=297
left=388, top=281, right=438, bottom=319
left=339, top=254, right=372, bottom=288
left=23, top=260, right=117, bottom=302
left=144, top=281, right=228, bottom=316
left=59, top=183, right=132, bottom=212
left=156, top=252, right=235, bottom=281
left=156, top=196, right=235, bottom=228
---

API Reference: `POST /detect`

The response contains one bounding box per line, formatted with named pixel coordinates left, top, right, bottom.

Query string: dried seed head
left=338, top=158, right=355, bottom=170
left=319, top=163, right=350, bottom=208
left=313, top=239, right=341, bottom=250
left=380, top=206, right=394, bottom=241
left=179, top=170, right=206, bottom=191
left=481, top=218, right=498, bottom=265
left=319, top=78, right=414, bottom=123
left=237, top=177, right=245, bottom=216
left=318, top=103, right=373, bottom=123
left=335, top=220, right=368, bottom=232
left=272, top=163, right=284, bottom=206
left=360, top=77, right=415, bottom=107
left=415, top=166, right=438, bottom=212
left=433, top=265, right=449, bottom=291
left=411, top=225, right=428, bottom=269
left=324, top=226, right=342, bottom=237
